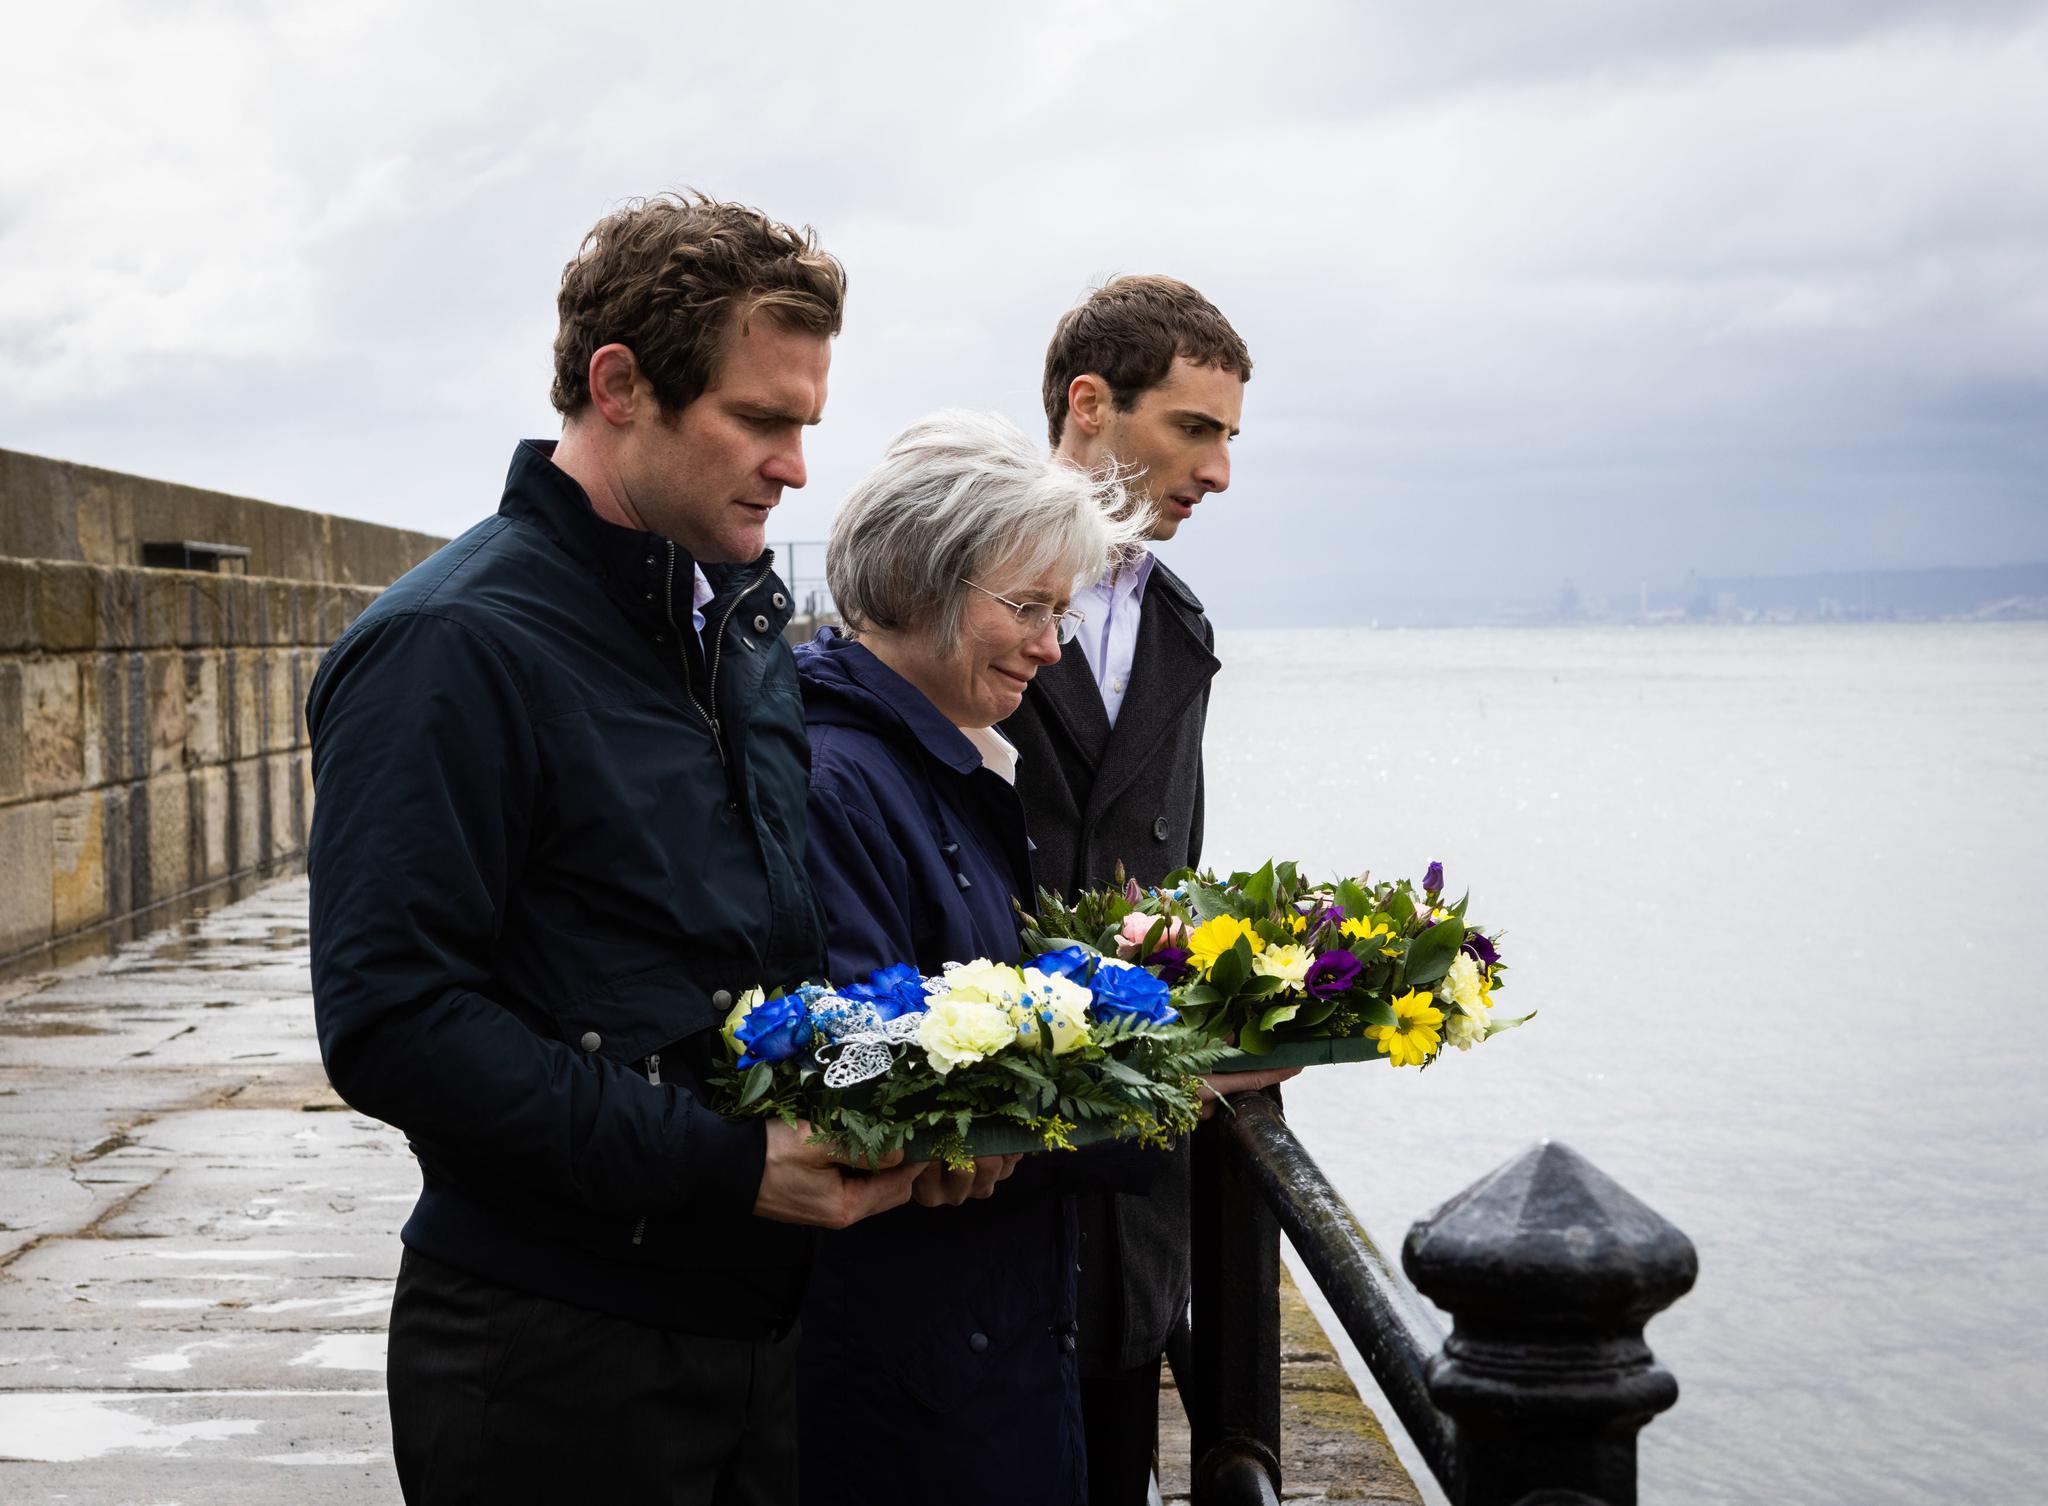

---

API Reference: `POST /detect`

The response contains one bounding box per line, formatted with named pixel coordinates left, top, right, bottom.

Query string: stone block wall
left=0, top=446, right=443, bottom=583
left=1, top=449, right=443, bottom=966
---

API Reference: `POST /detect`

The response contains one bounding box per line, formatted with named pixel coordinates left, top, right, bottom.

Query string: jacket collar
left=800, top=631, right=986, bottom=778
left=497, top=439, right=774, bottom=626
left=1143, top=555, right=1205, bottom=616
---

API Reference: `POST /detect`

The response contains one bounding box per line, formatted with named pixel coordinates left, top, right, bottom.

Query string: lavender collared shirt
left=691, top=564, right=714, bottom=642
left=1070, top=550, right=1156, bottom=728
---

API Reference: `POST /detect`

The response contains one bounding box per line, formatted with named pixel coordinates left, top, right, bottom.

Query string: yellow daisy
left=1186, top=915, right=1265, bottom=975
left=1366, top=989, right=1444, bottom=1068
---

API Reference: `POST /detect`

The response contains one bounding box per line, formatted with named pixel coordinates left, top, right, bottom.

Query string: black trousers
left=1081, top=1358, right=1161, bottom=1506
left=388, top=1248, right=798, bottom=1506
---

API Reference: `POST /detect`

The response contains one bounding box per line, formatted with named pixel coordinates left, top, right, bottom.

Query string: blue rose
left=1088, top=961, right=1179, bottom=1026
left=1030, top=945, right=1099, bottom=983
left=734, top=993, right=814, bottom=1068
left=844, top=962, right=930, bottom=1023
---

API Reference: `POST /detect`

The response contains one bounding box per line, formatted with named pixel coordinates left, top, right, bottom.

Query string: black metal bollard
left=1403, top=1141, right=1697, bottom=1506
left=1186, top=1088, right=1285, bottom=1504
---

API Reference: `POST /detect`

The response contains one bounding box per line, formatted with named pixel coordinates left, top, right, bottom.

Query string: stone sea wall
left=0, top=448, right=444, bottom=967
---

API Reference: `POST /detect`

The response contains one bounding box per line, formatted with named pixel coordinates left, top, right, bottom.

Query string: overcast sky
left=4, top=0, right=2044, bottom=623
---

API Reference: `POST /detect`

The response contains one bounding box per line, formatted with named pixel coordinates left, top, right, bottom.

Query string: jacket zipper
left=631, top=1052, right=664, bottom=1248
left=664, top=543, right=776, bottom=771
left=639, top=546, right=777, bottom=1253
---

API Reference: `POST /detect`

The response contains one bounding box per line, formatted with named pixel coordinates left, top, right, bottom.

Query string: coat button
left=752, top=614, right=771, bottom=633
left=771, top=592, right=788, bottom=610
left=712, top=989, right=733, bottom=1010
left=1152, top=816, right=1169, bottom=841
left=968, top=1332, right=989, bottom=1353
left=579, top=1031, right=602, bottom=1052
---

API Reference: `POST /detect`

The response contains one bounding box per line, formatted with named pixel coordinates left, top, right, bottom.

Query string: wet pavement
left=0, top=878, right=409, bottom=1502
left=0, top=878, right=1417, bottom=1504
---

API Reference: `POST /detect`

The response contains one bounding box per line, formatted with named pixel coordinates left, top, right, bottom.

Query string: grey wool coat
left=999, top=556, right=1221, bottom=1374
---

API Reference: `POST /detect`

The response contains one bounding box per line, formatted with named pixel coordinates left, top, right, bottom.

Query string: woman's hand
left=1196, top=1066, right=1302, bottom=1120
left=909, top=1153, right=1024, bottom=1208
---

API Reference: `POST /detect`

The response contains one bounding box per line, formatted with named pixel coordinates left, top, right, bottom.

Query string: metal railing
left=1178, top=1090, right=1697, bottom=1506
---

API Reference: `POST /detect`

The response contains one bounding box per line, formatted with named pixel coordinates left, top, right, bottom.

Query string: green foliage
left=1403, top=914, right=1465, bottom=988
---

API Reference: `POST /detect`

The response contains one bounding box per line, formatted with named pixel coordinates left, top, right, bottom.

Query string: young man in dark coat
left=1000, top=276, right=1287, bottom=1504
left=305, top=194, right=919, bottom=1506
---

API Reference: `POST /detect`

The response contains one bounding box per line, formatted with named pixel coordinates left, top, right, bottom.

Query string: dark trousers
left=1081, top=1358, right=1161, bottom=1506
left=388, top=1247, right=798, bottom=1506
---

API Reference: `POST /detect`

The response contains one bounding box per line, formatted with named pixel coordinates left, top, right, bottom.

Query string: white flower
left=1444, top=1011, right=1488, bottom=1052
left=917, top=999, right=1018, bottom=1076
left=1438, top=952, right=1486, bottom=1014
left=1013, top=969, right=1092, bottom=1055
left=1253, top=944, right=1314, bottom=993
left=940, top=958, right=1026, bottom=1005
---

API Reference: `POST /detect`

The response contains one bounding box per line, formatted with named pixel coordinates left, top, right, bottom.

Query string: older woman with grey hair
left=791, top=411, right=1149, bottom=1506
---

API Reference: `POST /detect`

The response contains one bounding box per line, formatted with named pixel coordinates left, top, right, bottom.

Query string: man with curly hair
left=307, top=193, right=920, bottom=1505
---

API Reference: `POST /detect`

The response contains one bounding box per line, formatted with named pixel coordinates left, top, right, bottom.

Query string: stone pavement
left=0, top=877, right=406, bottom=1503
left=0, top=877, right=1418, bottom=1504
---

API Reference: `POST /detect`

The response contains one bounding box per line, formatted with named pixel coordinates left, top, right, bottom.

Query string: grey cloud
left=2, top=0, right=2044, bottom=624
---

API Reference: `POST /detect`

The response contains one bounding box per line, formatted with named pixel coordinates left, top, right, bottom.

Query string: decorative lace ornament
left=814, top=1007, right=925, bottom=1088
left=822, top=1037, right=896, bottom=1088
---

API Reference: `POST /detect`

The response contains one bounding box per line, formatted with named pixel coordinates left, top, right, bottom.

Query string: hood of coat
left=793, top=629, right=988, bottom=778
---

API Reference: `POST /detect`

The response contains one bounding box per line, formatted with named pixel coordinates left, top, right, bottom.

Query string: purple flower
left=1148, top=947, right=1193, bottom=986
left=1030, top=945, right=1099, bottom=983
left=1423, top=861, right=1444, bottom=896
left=843, top=962, right=929, bottom=1023
left=1305, top=951, right=1363, bottom=998
left=1461, top=932, right=1499, bottom=968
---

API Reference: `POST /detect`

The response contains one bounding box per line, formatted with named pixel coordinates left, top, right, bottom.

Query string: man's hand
left=1197, top=1066, right=1303, bottom=1121
left=908, top=1153, right=1023, bottom=1208
left=752, top=1119, right=922, bottom=1229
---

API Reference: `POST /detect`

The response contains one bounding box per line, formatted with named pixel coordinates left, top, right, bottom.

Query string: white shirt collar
left=958, top=722, right=1020, bottom=785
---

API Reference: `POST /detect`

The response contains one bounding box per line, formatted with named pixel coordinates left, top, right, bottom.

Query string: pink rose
left=1115, top=911, right=1187, bottom=959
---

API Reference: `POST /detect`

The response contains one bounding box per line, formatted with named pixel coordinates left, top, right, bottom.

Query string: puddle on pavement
left=289, top=1333, right=385, bottom=1371
left=0, top=1393, right=263, bottom=1461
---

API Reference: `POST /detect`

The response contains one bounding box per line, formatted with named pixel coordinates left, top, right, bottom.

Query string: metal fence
left=768, top=539, right=835, bottom=619
left=1176, top=1089, right=1698, bottom=1506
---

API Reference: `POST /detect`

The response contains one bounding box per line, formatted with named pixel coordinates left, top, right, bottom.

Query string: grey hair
left=827, top=409, right=1150, bottom=653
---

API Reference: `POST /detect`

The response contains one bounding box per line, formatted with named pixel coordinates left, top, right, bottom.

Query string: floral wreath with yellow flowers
left=1021, top=859, right=1531, bottom=1071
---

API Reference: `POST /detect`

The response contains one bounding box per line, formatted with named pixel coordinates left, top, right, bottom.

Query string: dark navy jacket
left=793, top=631, right=1149, bottom=1506
left=305, top=440, right=823, bottom=1337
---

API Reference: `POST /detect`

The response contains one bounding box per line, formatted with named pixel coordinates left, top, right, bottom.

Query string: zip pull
left=645, top=1053, right=662, bottom=1086
left=631, top=1214, right=647, bottom=1247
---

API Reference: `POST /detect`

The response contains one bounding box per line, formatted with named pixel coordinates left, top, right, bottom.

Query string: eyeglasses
left=960, top=579, right=1086, bottom=645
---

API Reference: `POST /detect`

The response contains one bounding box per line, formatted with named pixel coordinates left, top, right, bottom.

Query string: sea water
left=1201, top=622, right=2048, bottom=1506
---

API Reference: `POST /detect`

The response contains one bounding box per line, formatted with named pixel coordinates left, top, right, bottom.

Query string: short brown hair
left=1041, top=275, right=1252, bottom=445
left=551, top=191, right=847, bottom=418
